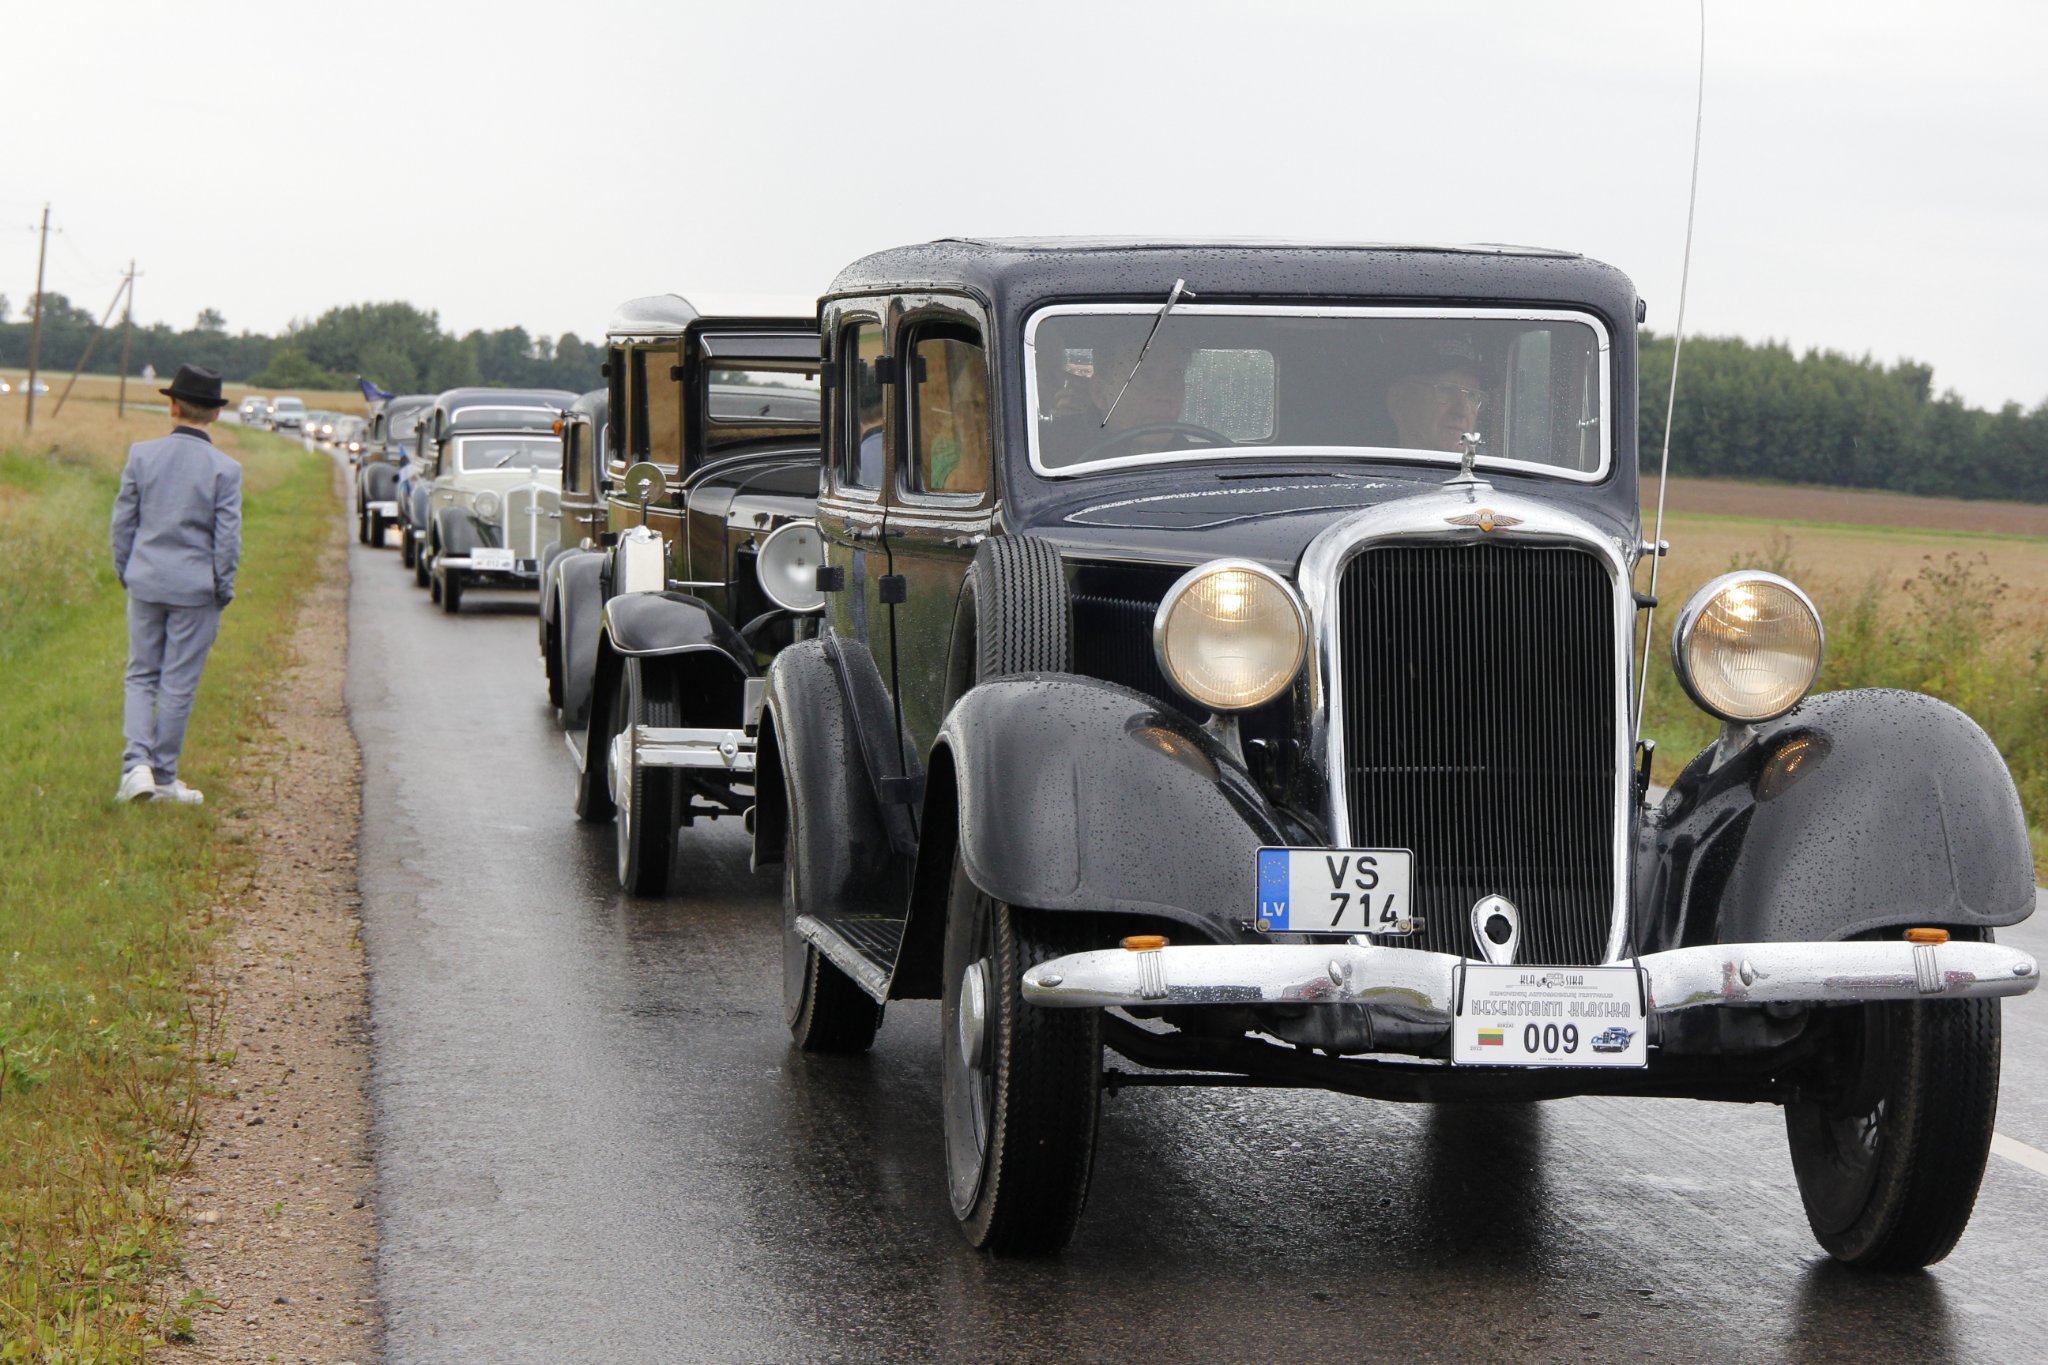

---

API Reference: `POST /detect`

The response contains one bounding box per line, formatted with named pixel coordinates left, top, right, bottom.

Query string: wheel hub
left=957, top=959, right=990, bottom=1069
left=609, top=729, right=634, bottom=809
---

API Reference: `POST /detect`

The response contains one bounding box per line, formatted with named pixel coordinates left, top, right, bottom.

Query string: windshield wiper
left=1100, top=277, right=1194, bottom=428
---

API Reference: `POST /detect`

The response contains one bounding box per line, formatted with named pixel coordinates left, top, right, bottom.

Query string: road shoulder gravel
left=155, top=475, right=379, bottom=1364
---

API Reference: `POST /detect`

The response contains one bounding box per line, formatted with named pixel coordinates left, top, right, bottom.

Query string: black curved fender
left=361, top=463, right=399, bottom=501
left=1637, top=688, right=2035, bottom=952
left=600, top=591, right=752, bottom=665
left=919, top=674, right=1286, bottom=949
left=433, top=506, right=482, bottom=558
left=752, top=638, right=906, bottom=915
left=550, top=550, right=605, bottom=727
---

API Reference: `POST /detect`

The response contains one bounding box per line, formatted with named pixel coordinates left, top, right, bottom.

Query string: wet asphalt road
left=343, top=528, right=2048, bottom=1364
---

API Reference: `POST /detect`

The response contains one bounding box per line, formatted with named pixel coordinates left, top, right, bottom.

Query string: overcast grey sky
left=8, top=1, right=2042, bottom=409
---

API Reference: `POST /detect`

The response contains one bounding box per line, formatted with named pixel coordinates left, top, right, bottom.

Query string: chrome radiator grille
left=503, top=485, right=559, bottom=561
left=1336, top=542, right=1616, bottom=965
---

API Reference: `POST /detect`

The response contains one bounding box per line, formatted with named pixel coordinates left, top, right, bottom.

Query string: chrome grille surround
left=1296, top=487, right=1639, bottom=966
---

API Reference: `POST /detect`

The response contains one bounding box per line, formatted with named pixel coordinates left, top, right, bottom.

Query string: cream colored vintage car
left=418, top=402, right=569, bottom=614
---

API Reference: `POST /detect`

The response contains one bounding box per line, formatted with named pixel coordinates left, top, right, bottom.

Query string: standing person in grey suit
left=110, top=364, right=242, bottom=804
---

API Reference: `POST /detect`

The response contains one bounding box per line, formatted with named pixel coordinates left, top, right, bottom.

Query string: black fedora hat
left=159, top=363, right=227, bottom=409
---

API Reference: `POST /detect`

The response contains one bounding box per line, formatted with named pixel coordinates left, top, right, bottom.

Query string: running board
left=794, top=913, right=905, bottom=1004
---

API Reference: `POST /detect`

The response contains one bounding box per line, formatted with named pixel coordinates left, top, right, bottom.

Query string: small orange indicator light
left=1905, top=927, right=1950, bottom=945
left=1121, top=935, right=1169, bottom=952
left=552, top=419, right=563, bottom=434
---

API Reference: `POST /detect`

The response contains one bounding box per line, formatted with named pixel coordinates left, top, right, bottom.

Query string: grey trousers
left=123, top=596, right=222, bottom=783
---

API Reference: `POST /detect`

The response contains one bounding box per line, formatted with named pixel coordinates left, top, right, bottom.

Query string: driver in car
left=1385, top=337, right=1489, bottom=453
left=1039, top=325, right=1196, bottom=460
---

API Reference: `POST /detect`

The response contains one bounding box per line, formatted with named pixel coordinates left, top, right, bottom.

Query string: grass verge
left=0, top=397, right=333, bottom=1361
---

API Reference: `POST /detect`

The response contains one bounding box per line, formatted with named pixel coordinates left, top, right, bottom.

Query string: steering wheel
left=1077, top=420, right=1235, bottom=463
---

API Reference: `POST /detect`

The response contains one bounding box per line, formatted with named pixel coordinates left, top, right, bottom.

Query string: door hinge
left=878, top=574, right=907, bottom=604
left=816, top=565, right=846, bottom=593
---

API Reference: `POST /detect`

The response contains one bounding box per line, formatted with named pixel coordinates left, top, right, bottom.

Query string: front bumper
left=1021, top=938, right=2039, bottom=1015
left=435, top=555, right=540, bottom=582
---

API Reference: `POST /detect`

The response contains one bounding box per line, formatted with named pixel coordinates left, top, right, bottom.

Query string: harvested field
left=1648, top=475, right=2048, bottom=538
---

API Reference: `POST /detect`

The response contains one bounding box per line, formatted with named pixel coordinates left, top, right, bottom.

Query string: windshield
left=385, top=402, right=430, bottom=441
left=1026, top=305, right=1609, bottom=480
left=706, top=367, right=822, bottom=424
left=446, top=405, right=558, bottom=433
left=273, top=398, right=305, bottom=413
left=455, top=436, right=562, bottom=472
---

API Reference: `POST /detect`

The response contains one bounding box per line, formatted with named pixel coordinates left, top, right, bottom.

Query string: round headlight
left=1671, top=571, right=1824, bottom=723
left=1153, top=560, right=1307, bottom=712
left=474, top=490, right=502, bottom=522
left=756, top=520, right=825, bottom=613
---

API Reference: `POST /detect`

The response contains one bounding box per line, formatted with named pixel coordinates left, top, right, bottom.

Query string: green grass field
left=0, top=395, right=334, bottom=1361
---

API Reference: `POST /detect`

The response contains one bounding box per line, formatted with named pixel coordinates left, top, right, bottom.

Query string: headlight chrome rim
left=1152, top=558, right=1308, bottom=712
left=756, top=520, right=826, bottom=614
left=1671, top=570, right=1825, bottom=724
left=473, top=490, right=502, bottom=523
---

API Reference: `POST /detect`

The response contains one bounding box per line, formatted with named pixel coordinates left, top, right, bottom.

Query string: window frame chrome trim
left=1021, top=303, right=1613, bottom=483
left=1296, top=488, right=1638, bottom=965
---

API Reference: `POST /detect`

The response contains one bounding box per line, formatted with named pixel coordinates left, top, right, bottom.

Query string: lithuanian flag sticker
left=1477, top=1027, right=1505, bottom=1047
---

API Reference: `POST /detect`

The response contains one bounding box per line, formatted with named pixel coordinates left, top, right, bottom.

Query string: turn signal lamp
left=1905, top=927, right=1950, bottom=945
left=1671, top=571, right=1823, bottom=723
left=1154, top=559, right=1308, bottom=711
left=1122, top=935, right=1169, bottom=951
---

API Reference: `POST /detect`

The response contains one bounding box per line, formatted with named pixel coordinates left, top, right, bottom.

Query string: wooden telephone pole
left=116, top=261, right=137, bottom=418
left=23, top=204, right=50, bottom=431
left=52, top=267, right=135, bottom=419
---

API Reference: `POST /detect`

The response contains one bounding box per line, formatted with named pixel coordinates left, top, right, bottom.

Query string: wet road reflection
left=346, top=539, right=2048, bottom=1363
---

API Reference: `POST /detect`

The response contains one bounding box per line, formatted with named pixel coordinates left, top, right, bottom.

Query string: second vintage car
left=550, top=293, right=824, bottom=896
left=411, top=387, right=576, bottom=612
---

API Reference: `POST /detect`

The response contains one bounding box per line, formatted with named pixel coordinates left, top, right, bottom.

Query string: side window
left=605, top=347, right=626, bottom=464
left=840, top=322, right=887, bottom=490
left=561, top=421, right=584, bottom=494
left=631, top=344, right=685, bottom=466
left=906, top=324, right=990, bottom=497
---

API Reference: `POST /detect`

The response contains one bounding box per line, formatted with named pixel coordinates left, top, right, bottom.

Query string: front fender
left=934, top=674, right=1286, bottom=942
left=599, top=591, right=752, bottom=667
left=362, top=463, right=399, bottom=501
left=1638, top=688, right=2035, bottom=951
left=433, top=506, right=484, bottom=558
left=551, top=550, right=605, bottom=727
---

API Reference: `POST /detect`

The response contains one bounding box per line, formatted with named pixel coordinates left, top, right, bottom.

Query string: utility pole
left=52, top=269, right=134, bottom=419
left=116, top=261, right=136, bottom=418
left=23, top=203, right=50, bottom=431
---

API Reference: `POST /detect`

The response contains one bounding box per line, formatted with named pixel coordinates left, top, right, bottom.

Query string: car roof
left=606, top=293, right=818, bottom=341
left=826, top=237, right=1637, bottom=323
left=434, top=387, right=577, bottom=408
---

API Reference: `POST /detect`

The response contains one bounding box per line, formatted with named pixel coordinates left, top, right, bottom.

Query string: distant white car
left=239, top=395, right=271, bottom=425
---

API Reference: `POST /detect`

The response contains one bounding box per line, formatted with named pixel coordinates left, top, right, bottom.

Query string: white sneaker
left=152, top=779, right=204, bottom=806
left=116, top=767, right=157, bottom=802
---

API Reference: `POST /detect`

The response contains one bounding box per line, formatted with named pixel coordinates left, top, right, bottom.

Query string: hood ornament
left=1445, top=507, right=1522, bottom=533
left=1470, top=894, right=1521, bottom=965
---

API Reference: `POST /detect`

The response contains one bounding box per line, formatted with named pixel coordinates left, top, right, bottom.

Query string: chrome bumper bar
left=434, top=556, right=538, bottom=575
left=1020, top=939, right=2039, bottom=1014
left=630, top=725, right=755, bottom=773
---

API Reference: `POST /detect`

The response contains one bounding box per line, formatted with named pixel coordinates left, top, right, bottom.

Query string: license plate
left=471, top=547, right=515, bottom=572
left=1453, top=963, right=1647, bottom=1067
left=1254, top=847, right=1414, bottom=934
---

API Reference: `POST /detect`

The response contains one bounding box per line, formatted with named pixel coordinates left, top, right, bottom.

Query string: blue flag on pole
left=358, top=376, right=395, bottom=403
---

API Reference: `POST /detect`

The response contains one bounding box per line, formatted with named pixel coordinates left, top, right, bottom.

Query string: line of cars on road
left=353, top=241, right=2039, bottom=1270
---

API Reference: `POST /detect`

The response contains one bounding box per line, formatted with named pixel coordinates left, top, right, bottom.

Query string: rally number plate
left=471, top=547, right=516, bottom=572
left=1452, top=963, right=1647, bottom=1068
left=1254, top=847, right=1414, bottom=934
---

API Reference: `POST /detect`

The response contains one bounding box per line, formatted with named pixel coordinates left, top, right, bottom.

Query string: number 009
left=1523, top=1023, right=1580, bottom=1056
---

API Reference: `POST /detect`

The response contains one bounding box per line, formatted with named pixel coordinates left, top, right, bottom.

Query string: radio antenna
left=1635, top=0, right=1707, bottom=741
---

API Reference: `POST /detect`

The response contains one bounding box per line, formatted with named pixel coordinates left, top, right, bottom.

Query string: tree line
left=2, top=294, right=2042, bottom=503
left=0, top=295, right=603, bottom=396
left=1639, top=333, right=2047, bottom=503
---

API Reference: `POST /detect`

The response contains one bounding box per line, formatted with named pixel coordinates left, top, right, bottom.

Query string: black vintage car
left=355, top=392, right=433, bottom=547
left=549, top=294, right=824, bottom=896
left=755, top=237, right=2039, bottom=1263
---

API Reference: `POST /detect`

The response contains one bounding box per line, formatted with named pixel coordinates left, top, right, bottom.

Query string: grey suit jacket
left=110, top=429, right=243, bottom=608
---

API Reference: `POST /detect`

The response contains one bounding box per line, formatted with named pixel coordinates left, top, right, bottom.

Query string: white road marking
left=1992, top=1132, right=2048, bottom=1179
